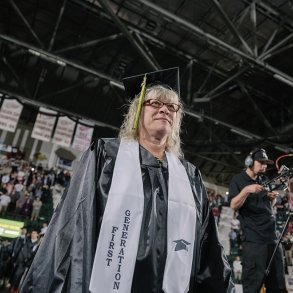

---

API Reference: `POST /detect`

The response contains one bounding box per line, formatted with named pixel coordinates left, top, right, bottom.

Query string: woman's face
left=139, top=91, right=178, bottom=141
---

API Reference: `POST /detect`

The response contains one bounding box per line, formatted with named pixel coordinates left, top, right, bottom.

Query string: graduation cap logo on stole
left=173, top=239, right=191, bottom=251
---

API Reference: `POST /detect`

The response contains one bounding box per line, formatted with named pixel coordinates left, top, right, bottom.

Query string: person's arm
left=230, top=184, right=263, bottom=211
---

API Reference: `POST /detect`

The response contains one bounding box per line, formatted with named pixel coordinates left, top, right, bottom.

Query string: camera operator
left=229, top=148, right=287, bottom=293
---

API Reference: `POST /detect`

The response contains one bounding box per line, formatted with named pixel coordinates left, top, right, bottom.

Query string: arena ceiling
left=0, top=0, right=293, bottom=187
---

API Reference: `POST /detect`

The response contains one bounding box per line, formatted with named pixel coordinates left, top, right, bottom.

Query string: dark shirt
left=229, top=170, right=276, bottom=244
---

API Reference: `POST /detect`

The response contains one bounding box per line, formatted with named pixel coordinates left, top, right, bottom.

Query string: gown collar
left=139, top=144, right=168, bottom=168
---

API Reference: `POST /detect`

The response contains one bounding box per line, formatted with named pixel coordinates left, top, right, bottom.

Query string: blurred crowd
left=0, top=157, right=71, bottom=292
left=0, top=157, right=71, bottom=219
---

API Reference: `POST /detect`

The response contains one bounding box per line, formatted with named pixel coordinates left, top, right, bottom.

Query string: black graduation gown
left=20, top=138, right=234, bottom=293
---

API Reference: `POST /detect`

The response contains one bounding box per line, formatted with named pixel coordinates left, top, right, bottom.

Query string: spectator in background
left=229, top=228, right=238, bottom=250
left=14, top=182, right=24, bottom=213
left=29, top=231, right=40, bottom=261
left=15, top=191, right=28, bottom=216
left=282, top=232, right=293, bottom=266
left=19, top=229, right=41, bottom=288
left=55, top=170, right=65, bottom=186
left=0, top=239, right=11, bottom=288
left=9, top=186, right=18, bottom=214
left=231, top=212, right=240, bottom=233
left=288, top=220, right=293, bottom=235
left=236, top=230, right=244, bottom=256
left=48, top=169, right=56, bottom=187
left=30, top=197, right=42, bottom=221
left=34, top=187, right=42, bottom=199
left=41, top=173, right=52, bottom=189
left=0, top=162, right=11, bottom=177
left=20, top=195, right=33, bottom=219
left=212, top=206, right=220, bottom=225
left=233, top=256, right=242, bottom=284
left=1, top=174, right=10, bottom=185
left=275, top=194, right=289, bottom=222
left=4, top=180, right=14, bottom=195
left=63, top=171, right=71, bottom=188
left=36, top=164, right=43, bottom=173
left=8, top=227, right=32, bottom=293
left=216, top=194, right=223, bottom=213
left=51, top=184, right=63, bottom=210
left=39, top=222, right=48, bottom=237
left=14, top=181, right=24, bottom=195
left=0, top=189, right=11, bottom=216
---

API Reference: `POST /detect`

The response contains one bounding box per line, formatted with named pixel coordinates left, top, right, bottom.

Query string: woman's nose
left=159, top=104, right=170, bottom=114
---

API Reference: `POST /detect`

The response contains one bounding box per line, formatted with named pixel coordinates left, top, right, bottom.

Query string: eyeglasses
left=143, top=99, right=180, bottom=112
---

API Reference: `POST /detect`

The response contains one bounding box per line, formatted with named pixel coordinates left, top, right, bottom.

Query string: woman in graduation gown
left=20, top=68, right=234, bottom=293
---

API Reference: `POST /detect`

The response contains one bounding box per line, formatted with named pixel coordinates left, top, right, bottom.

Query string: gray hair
left=119, top=85, right=184, bottom=157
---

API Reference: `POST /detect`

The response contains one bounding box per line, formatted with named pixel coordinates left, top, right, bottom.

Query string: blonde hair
left=119, top=85, right=184, bottom=157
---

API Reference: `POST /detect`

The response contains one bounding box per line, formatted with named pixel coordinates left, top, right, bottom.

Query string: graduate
left=20, top=67, right=234, bottom=293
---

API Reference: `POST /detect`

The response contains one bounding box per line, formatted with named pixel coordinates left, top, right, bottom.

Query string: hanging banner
left=52, top=116, right=75, bottom=147
left=31, top=107, right=57, bottom=142
left=72, top=121, right=94, bottom=152
left=0, top=99, right=23, bottom=133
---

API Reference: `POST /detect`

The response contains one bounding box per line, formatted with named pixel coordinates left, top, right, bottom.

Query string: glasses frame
left=143, top=99, right=180, bottom=112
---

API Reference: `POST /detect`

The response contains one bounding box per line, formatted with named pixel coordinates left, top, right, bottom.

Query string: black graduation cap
left=122, top=67, right=180, bottom=129
left=122, top=67, right=180, bottom=99
left=173, top=239, right=191, bottom=251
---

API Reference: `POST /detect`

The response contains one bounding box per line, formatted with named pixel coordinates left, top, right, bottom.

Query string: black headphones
left=244, top=148, right=265, bottom=167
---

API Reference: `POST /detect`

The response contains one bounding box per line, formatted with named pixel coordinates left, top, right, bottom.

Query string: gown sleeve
left=196, top=207, right=235, bottom=292
left=20, top=139, right=106, bottom=293
left=184, top=162, right=235, bottom=293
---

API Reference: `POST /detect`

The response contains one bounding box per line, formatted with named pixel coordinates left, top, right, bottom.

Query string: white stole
left=89, top=139, right=196, bottom=293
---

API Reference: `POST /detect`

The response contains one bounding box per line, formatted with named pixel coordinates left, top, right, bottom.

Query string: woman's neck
left=138, top=137, right=166, bottom=160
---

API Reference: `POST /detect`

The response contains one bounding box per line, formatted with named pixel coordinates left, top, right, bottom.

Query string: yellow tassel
left=260, top=284, right=266, bottom=293
left=132, top=74, right=147, bottom=130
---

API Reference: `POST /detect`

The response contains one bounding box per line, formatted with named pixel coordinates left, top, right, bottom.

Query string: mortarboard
left=122, top=67, right=180, bottom=100
left=122, top=67, right=180, bottom=129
